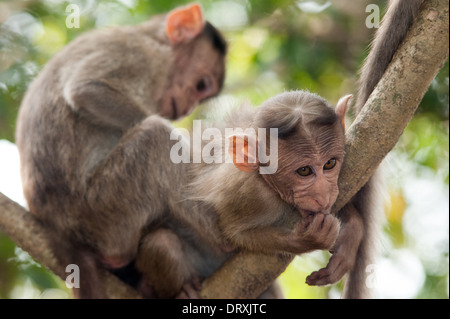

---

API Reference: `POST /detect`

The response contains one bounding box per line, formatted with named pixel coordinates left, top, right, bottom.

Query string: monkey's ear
left=227, top=135, right=259, bottom=173
left=166, top=3, right=205, bottom=44
left=335, top=94, right=352, bottom=130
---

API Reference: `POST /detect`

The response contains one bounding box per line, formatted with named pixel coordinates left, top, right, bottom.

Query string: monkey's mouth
left=171, top=97, right=178, bottom=119
left=300, top=209, right=327, bottom=217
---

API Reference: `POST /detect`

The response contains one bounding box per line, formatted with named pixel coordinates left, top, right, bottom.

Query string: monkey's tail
left=355, top=0, right=425, bottom=113
left=342, top=170, right=385, bottom=299
left=343, top=0, right=424, bottom=299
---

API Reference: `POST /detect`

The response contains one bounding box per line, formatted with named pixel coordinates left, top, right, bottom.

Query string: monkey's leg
left=135, top=228, right=195, bottom=298
left=82, top=116, right=191, bottom=268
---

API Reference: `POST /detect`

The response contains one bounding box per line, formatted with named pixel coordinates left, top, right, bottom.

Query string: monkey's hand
left=293, top=213, right=340, bottom=253
left=305, top=204, right=363, bottom=286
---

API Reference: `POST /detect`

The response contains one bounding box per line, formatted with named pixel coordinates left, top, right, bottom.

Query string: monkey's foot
left=176, top=277, right=202, bottom=299
left=305, top=253, right=348, bottom=286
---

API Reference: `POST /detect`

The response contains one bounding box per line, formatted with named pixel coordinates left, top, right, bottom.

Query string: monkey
left=134, top=90, right=353, bottom=298
left=15, top=3, right=227, bottom=298
left=303, top=0, right=426, bottom=298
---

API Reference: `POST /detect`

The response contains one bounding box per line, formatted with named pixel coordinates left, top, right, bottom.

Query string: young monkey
left=16, top=3, right=226, bottom=298
left=135, top=90, right=352, bottom=298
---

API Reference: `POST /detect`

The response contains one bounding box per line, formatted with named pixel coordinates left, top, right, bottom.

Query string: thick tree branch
left=0, top=0, right=448, bottom=299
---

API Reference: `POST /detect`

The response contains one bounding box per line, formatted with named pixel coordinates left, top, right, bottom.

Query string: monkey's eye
left=297, top=166, right=312, bottom=176
left=323, top=158, right=337, bottom=170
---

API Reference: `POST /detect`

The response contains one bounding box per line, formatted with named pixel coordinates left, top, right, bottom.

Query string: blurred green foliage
left=0, top=0, right=448, bottom=299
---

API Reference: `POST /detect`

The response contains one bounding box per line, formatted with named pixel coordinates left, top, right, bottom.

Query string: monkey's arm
left=225, top=212, right=340, bottom=255
left=135, top=228, right=195, bottom=298
left=67, top=80, right=147, bottom=131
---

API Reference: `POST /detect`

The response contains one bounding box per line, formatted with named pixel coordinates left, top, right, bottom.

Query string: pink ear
left=227, top=135, right=259, bottom=172
left=165, top=3, right=205, bottom=44
left=335, top=94, right=352, bottom=129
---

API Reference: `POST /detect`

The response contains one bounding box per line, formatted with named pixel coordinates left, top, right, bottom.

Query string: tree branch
left=0, top=0, right=448, bottom=299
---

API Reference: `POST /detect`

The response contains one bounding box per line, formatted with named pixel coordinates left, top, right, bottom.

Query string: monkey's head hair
left=254, top=90, right=339, bottom=138
left=202, top=22, right=227, bottom=56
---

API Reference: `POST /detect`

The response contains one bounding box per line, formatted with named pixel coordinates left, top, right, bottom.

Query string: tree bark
left=0, top=0, right=448, bottom=299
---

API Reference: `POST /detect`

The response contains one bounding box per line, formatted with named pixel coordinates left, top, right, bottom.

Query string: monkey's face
left=158, top=37, right=226, bottom=120
left=262, top=124, right=345, bottom=217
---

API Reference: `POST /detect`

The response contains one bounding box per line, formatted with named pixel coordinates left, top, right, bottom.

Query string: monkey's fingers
left=302, top=213, right=325, bottom=233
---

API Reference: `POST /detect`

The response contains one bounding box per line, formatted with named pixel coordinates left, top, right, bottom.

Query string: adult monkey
left=305, top=0, right=425, bottom=298
left=16, top=3, right=226, bottom=298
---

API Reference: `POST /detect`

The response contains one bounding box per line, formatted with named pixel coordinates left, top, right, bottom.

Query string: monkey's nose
left=314, top=197, right=329, bottom=211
